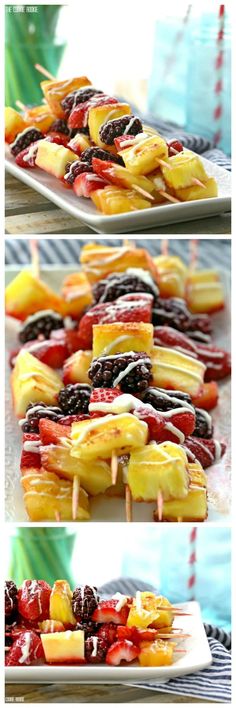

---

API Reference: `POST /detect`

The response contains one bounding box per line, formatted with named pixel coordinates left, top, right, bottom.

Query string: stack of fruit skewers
left=5, top=579, right=189, bottom=668
left=5, top=65, right=218, bottom=216
left=5, top=242, right=230, bottom=523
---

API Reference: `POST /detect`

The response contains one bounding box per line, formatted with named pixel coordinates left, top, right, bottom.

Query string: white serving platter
left=5, top=601, right=211, bottom=684
left=5, top=147, right=231, bottom=234
left=5, top=266, right=231, bottom=523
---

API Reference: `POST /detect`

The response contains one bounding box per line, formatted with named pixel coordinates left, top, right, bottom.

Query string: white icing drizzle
left=164, top=422, right=185, bottom=443
left=20, top=310, right=62, bottom=327
left=195, top=407, right=212, bottom=432
left=146, top=387, right=194, bottom=411
left=23, top=440, right=41, bottom=453
left=123, top=116, right=138, bottom=134
left=112, top=358, right=150, bottom=388
left=100, top=335, right=135, bottom=356
left=23, top=140, right=43, bottom=162
left=18, top=632, right=31, bottom=664
left=214, top=439, right=222, bottom=462
left=112, top=593, right=128, bottom=612
left=5, top=584, right=13, bottom=610
left=91, top=636, right=99, bottom=657
left=89, top=393, right=140, bottom=415
left=126, top=268, right=159, bottom=296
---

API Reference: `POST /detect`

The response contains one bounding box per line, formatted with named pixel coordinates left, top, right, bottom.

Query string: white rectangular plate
left=5, top=267, right=231, bottom=523
left=5, top=601, right=211, bottom=684
left=5, top=147, right=231, bottom=234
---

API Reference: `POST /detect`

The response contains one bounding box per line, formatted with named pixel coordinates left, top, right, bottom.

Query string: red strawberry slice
left=134, top=406, right=166, bottom=442
left=184, top=436, right=226, bottom=469
left=92, top=157, right=119, bottom=183
left=153, top=326, right=198, bottom=357
left=89, top=388, right=122, bottom=417
left=39, top=419, right=71, bottom=446
left=73, top=173, right=108, bottom=198
left=12, top=339, right=68, bottom=369
left=18, top=580, right=51, bottom=621
left=45, top=132, right=69, bottom=147
left=158, top=410, right=196, bottom=442
left=167, top=139, right=184, bottom=155
left=191, top=382, right=219, bottom=411
left=6, top=630, right=44, bottom=666
left=92, top=599, right=129, bottom=625
left=106, top=639, right=139, bottom=666
left=78, top=294, right=153, bottom=349
left=194, top=343, right=231, bottom=382
left=68, top=95, right=118, bottom=130
left=21, top=433, right=41, bottom=471
left=64, top=329, right=89, bottom=353
left=117, top=625, right=157, bottom=643
left=97, top=623, right=118, bottom=646
left=15, top=141, right=41, bottom=168
left=114, top=135, right=137, bottom=151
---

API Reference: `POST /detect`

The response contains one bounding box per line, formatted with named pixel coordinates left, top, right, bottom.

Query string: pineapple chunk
left=154, top=255, right=187, bottom=298
left=88, top=103, right=131, bottom=148
left=11, top=351, right=63, bottom=417
left=22, top=469, right=90, bottom=521
left=151, top=345, right=205, bottom=396
left=71, top=413, right=148, bottom=461
left=63, top=350, right=92, bottom=385
left=23, top=104, right=55, bottom=133
left=61, top=272, right=93, bottom=318
left=91, top=185, right=150, bottom=215
left=139, top=639, right=174, bottom=667
left=127, top=442, right=189, bottom=502
left=68, top=132, right=91, bottom=155
left=159, top=485, right=207, bottom=522
left=41, top=443, right=112, bottom=495
left=5, top=107, right=26, bottom=143
left=176, top=176, right=218, bottom=201
left=35, top=140, right=78, bottom=178
left=80, top=243, right=159, bottom=284
left=185, top=269, right=224, bottom=314
left=5, top=270, right=65, bottom=320
left=96, top=162, right=156, bottom=195
left=188, top=462, right=207, bottom=488
left=50, top=580, right=76, bottom=625
left=118, top=135, right=168, bottom=175
left=161, top=149, right=207, bottom=189
left=127, top=592, right=173, bottom=629
left=93, top=322, right=154, bottom=357
left=41, top=76, right=91, bottom=118
left=41, top=629, right=84, bottom=664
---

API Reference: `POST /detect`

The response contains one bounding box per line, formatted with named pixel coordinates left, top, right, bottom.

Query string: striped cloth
left=99, top=578, right=231, bottom=703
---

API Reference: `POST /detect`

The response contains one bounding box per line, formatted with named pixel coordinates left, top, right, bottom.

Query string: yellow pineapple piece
left=67, top=132, right=91, bottom=155
left=91, top=185, right=150, bottom=214
left=176, top=176, right=218, bottom=201
left=88, top=103, right=131, bottom=148
left=139, top=639, right=174, bottom=667
left=41, top=629, right=84, bottom=664
left=63, top=350, right=92, bottom=385
left=61, top=272, right=93, bottom=318
left=127, top=442, right=189, bottom=502
left=41, top=443, right=112, bottom=495
left=23, top=104, right=55, bottom=132
left=50, top=580, right=76, bottom=625
left=71, top=413, right=148, bottom=461
left=151, top=345, right=205, bottom=396
left=41, top=77, right=91, bottom=118
left=92, top=322, right=154, bottom=357
left=159, top=485, right=207, bottom=522
left=35, top=140, right=78, bottom=178
left=188, top=462, right=207, bottom=488
left=127, top=592, right=173, bottom=629
left=118, top=134, right=168, bottom=175
left=22, top=469, right=90, bottom=522
left=96, top=162, right=156, bottom=195
left=80, top=243, right=159, bottom=284
left=5, top=107, right=27, bottom=143
left=185, top=269, right=224, bottom=313
left=5, top=270, right=65, bottom=320
left=11, top=351, right=63, bottom=417
left=161, top=149, right=208, bottom=190
left=154, top=255, right=187, bottom=298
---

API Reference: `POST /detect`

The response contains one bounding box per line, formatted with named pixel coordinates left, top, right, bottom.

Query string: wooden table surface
left=5, top=683, right=212, bottom=703
left=5, top=172, right=231, bottom=236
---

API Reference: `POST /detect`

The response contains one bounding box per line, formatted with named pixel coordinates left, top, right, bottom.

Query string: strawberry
left=106, top=639, right=139, bottom=666
left=114, top=135, right=136, bottom=151
left=68, top=95, right=118, bottom=130
left=191, top=382, right=219, bottom=411
left=15, top=141, right=41, bottom=168
left=78, top=294, right=153, bottom=349
left=194, top=343, right=231, bottom=382
left=6, top=630, right=44, bottom=666
left=167, top=139, right=184, bottom=155
left=59, top=414, right=89, bottom=426
left=184, top=436, right=226, bottom=469
left=65, top=328, right=89, bottom=354
left=12, top=339, right=68, bottom=369
left=73, top=172, right=108, bottom=198
left=92, top=599, right=129, bottom=625
left=134, top=406, right=166, bottom=442
left=97, top=623, right=118, bottom=646
left=45, top=132, right=69, bottom=147
left=117, top=626, right=157, bottom=643
left=21, top=433, right=41, bottom=471
left=158, top=410, right=196, bottom=441
left=39, top=419, right=71, bottom=446
left=18, top=580, right=51, bottom=621
left=92, top=157, right=117, bottom=182
left=89, top=388, right=122, bottom=416
left=153, top=326, right=198, bottom=357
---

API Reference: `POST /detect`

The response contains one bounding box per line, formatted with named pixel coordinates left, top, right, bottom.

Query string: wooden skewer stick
left=34, top=63, right=55, bottom=81
left=111, top=450, right=118, bottom=485
left=72, top=476, right=80, bottom=520
left=161, top=239, right=169, bottom=256
left=177, top=516, right=183, bottom=523
left=173, top=649, right=187, bottom=654
left=157, top=490, right=163, bottom=521
left=125, top=484, right=132, bottom=522
left=157, top=155, right=206, bottom=189
left=30, top=239, right=40, bottom=280
left=131, top=184, right=155, bottom=201
left=192, top=178, right=207, bottom=189
left=159, top=190, right=180, bottom=204
left=55, top=510, right=61, bottom=522
left=15, top=100, right=26, bottom=112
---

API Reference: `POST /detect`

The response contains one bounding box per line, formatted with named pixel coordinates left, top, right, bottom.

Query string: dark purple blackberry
left=85, top=636, right=108, bottom=664
left=89, top=352, right=152, bottom=393
left=99, top=115, right=143, bottom=145
left=21, top=402, right=63, bottom=433
left=11, top=128, right=44, bottom=156
left=72, top=585, right=99, bottom=621
left=70, top=127, right=90, bottom=137
left=61, top=88, right=103, bottom=118
left=75, top=620, right=99, bottom=638
left=192, top=408, right=213, bottom=439
left=49, top=119, right=69, bottom=135
left=19, top=310, right=64, bottom=344
left=5, top=581, right=18, bottom=619
left=141, top=387, right=193, bottom=412
left=152, top=297, right=211, bottom=336
left=58, top=384, right=91, bottom=415
left=80, top=146, right=124, bottom=166
left=93, top=270, right=158, bottom=304
left=64, top=160, right=93, bottom=185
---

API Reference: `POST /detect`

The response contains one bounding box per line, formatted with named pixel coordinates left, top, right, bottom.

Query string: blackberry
left=11, top=127, right=44, bottom=157
left=85, top=636, right=107, bottom=664
left=89, top=352, right=152, bottom=393
left=5, top=581, right=18, bottom=619
left=58, top=384, right=91, bottom=415
left=192, top=408, right=213, bottom=439
left=72, top=585, right=99, bottom=621
left=19, top=310, right=64, bottom=344
left=49, top=119, right=69, bottom=135
left=70, top=127, right=89, bottom=137
left=80, top=146, right=124, bottom=166
left=99, top=115, right=143, bottom=145
left=141, top=387, right=192, bottom=412
left=152, top=297, right=211, bottom=336
left=64, top=160, right=92, bottom=185
left=21, top=402, right=63, bottom=433
left=93, top=270, right=158, bottom=304
left=61, top=88, right=103, bottom=118
left=75, top=620, right=99, bottom=638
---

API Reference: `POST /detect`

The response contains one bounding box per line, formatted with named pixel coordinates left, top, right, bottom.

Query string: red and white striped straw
left=188, top=526, right=197, bottom=600
left=213, top=5, right=225, bottom=146
left=162, top=6, right=192, bottom=80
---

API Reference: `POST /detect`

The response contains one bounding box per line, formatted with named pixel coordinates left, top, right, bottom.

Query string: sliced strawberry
left=39, top=418, right=71, bottom=446
left=194, top=343, right=231, bottom=382
left=68, top=95, right=118, bottom=130
left=6, top=630, right=44, bottom=666
left=89, top=388, right=122, bottom=416
left=18, top=580, right=51, bottom=621
left=21, top=433, right=41, bottom=471
left=153, top=326, right=198, bottom=357
left=191, top=381, right=219, bottom=411
left=92, top=599, right=129, bottom=625
left=73, top=172, right=108, bottom=198
left=65, top=328, right=88, bottom=353
left=159, top=410, right=195, bottom=441
left=167, top=139, right=184, bottom=155
left=15, top=338, right=68, bottom=369
left=114, top=135, right=137, bottom=151
left=15, top=146, right=37, bottom=168
left=117, top=626, right=157, bottom=643
left=106, top=639, right=139, bottom=666
left=184, top=436, right=226, bottom=469
left=78, top=294, right=153, bottom=349
left=97, top=623, right=118, bottom=646
left=134, top=406, right=166, bottom=442
left=45, top=132, right=69, bottom=147
left=92, top=157, right=118, bottom=182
